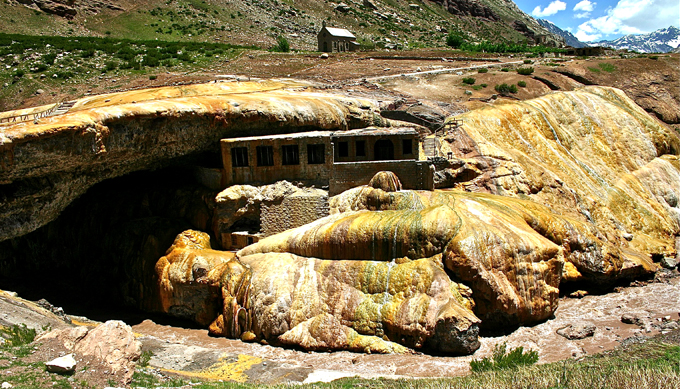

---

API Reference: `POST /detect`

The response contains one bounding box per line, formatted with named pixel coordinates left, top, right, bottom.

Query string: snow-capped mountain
left=537, top=19, right=587, bottom=48
left=594, top=26, right=680, bottom=53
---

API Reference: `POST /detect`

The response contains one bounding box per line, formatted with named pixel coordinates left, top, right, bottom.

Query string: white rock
left=45, top=353, right=77, bottom=374
left=2, top=382, right=13, bottom=388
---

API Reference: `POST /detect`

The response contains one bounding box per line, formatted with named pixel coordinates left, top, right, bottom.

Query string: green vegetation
left=477, top=68, right=488, bottom=73
left=495, top=83, right=518, bottom=94
left=470, top=343, right=539, bottom=372
left=517, top=67, right=534, bottom=75
left=457, top=41, right=565, bottom=54
left=523, top=59, right=532, bottom=64
left=501, top=67, right=509, bottom=72
left=588, top=62, right=617, bottom=73
left=0, top=324, right=36, bottom=348
left=462, top=77, right=476, bottom=85
left=446, top=32, right=465, bottom=49
left=517, top=80, right=527, bottom=87
left=272, top=35, right=290, bottom=53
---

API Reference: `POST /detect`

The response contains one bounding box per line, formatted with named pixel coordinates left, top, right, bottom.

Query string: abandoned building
left=219, top=128, right=436, bottom=249
left=317, top=21, right=360, bottom=52
left=221, top=128, right=433, bottom=194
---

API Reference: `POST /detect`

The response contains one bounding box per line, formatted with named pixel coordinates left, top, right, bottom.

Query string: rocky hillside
left=1, top=0, right=562, bottom=49
left=595, top=26, right=680, bottom=53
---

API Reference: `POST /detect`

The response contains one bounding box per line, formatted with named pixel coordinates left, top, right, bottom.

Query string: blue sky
left=512, top=0, right=680, bottom=42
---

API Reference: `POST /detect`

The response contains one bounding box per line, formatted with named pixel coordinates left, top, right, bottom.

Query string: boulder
left=363, top=0, right=378, bottom=10
left=556, top=323, right=596, bottom=340
left=45, top=353, right=76, bottom=374
left=73, top=321, right=141, bottom=383
left=157, top=230, right=481, bottom=355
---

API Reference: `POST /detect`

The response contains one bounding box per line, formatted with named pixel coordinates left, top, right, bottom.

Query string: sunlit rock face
left=440, top=86, right=679, bottom=265
left=157, top=230, right=481, bottom=355
left=0, top=80, right=394, bottom=242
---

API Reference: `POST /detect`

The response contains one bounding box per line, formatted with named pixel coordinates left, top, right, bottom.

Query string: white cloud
left=574, top=0, right=596, bottom=12
left=531, top=1, right=567, bottom=17
left=574, top=0, right=679, bottom=41
left=575, top=12, right=590, bottom=18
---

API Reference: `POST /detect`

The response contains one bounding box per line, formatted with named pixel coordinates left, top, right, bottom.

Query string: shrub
left=470, top=342, right=539, bottom=372
left=105, top=60, right=118, bottom=71
left=480, top=83, right=487, bottom=88
left=462, top=77, right=475, bottom=85
left=477, top=68, right=488, bottom=73
left=649, top=55, right=659, bottom=60
left=149, top=75, right=157, bottom=80
left=501, top=68, right=509, bottom=72
left=446, top=32, right=465, bottom=49
left=517, top=80, right=527, bottom=87
left=517, top=67, right=534, bottom=75
left=494, top=83, right=517, bottom=95
left=523, top=59, right=532, bottom=64
left=273, top=35, right=290, bottom=52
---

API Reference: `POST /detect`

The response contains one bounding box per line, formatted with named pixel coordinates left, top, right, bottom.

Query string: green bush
left=446, top=32, right=465, bottom=49
left=494, top=83, right=518, bottom=94
left=462, top=77, right=475, bottom=85
left=477, top=68, right=488, bottom=73
left=105, top=60, right=118, bottom=71
left=523, top=59, right=532, bottom=64
left=470, top=342, right=539, bottom=372
left=273, top=35, right=290, bottom=52
left=501, top=68, right=509, bottom=72
left=517, top=80, right=527, bottom=87
left=149, top=75, right=157, bottom=80
left=517, top=67, right=534, bottom=75
left=480, top=83, right=487, bottom=88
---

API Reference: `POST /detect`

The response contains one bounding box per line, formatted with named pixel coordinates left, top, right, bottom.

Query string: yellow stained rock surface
left=447, top=86, right=679, bottom=261
left=156, top=231, right=481, bottom=355
left=162, top=354, right=262, bottom=383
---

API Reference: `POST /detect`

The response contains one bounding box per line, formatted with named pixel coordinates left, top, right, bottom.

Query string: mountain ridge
left=595, top=26, right=680, bottom=53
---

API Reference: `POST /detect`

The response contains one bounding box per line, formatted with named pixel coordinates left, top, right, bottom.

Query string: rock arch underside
left=0, top=80, right=678, bottom=356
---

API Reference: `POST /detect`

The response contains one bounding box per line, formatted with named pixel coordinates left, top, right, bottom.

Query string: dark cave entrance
left=0, top=152, right=224, bottom=326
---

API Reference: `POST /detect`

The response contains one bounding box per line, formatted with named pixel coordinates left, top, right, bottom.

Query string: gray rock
left=363, top=0, right=378, bottom=10
left=319, top=53, right=329, bottom=59
left=556, top=323, right=596, bottom=340
left=660, top=256, right=677, bottom=269
left=45, top=353, right=76, bottom=374
left=335, top=2, right=350, bottom=12
left=623, top=233, right=633, bottom=241
left=621, top=313, right=644, bottom=326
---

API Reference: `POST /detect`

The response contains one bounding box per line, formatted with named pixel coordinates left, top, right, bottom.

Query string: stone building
left=221, top=128, right=433, bottom=195
left=317, top=21, right=360, bottom=52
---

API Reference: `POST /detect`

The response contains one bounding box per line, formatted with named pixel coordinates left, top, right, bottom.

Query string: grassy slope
left=0, top=0, right=551, bottom=49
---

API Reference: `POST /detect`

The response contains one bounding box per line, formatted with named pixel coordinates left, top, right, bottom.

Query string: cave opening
left=0, top=152, right=224, bottom=326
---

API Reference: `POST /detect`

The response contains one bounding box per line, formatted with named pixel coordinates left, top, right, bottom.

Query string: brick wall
left=330, top=160, right=434, bottom=195
left=261, top=191, right=329, bottom=236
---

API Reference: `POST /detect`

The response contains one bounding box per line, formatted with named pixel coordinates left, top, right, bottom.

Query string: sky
left=511, top=0, right=680, bottom=42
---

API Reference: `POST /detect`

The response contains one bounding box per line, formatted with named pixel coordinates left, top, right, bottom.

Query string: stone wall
left=261, top=191, right=329, bottom=236
left=330, top=160, right=434, bottom=195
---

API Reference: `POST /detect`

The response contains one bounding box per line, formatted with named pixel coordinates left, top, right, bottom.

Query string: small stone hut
left=317, top=21, right=360, bottom=53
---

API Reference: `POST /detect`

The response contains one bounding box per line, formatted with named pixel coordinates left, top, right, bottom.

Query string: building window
left=281, top=144, right=299, bottom=165
left=307, top=144, right=325, bottom=164
left=338, top=141, right=349, bottom=158
left=403, top=139, right=413, bottom=155
left=356, top=140, right=366, bottom=157
left=374, top=139, right=394, bottom=160
left=256, top=146, right=274, bottom=166
left=231, top=147, right=249, bottom=167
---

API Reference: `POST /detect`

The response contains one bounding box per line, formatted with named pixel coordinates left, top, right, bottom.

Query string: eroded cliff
left=0, top=80, right=393, bottom=241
